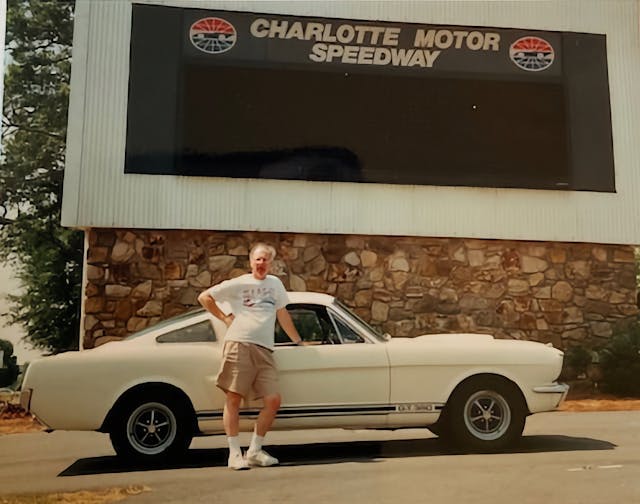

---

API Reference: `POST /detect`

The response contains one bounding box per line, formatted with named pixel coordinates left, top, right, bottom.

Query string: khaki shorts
left=216, top=341, right=279, bottom=399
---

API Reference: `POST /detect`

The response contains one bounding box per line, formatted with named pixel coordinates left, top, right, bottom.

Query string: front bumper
left=532, top=382, right=570, bottom=408
left=20, top=388, right=32, bottom=412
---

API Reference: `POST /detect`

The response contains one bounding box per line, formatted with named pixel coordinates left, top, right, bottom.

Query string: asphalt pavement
left=1, top=410, right=639, bottom=503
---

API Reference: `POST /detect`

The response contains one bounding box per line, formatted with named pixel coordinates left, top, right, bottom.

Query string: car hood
left=389, top=333, right=495, bottom=344
left=385, top=332, right=564, bottom=370
left=387, top=333, right=559, bottom=352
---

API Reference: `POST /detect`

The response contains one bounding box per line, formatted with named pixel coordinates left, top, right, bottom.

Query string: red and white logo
left=190, top=17, right=236, bottom=54
left=509, top=36, right=555, bottom=72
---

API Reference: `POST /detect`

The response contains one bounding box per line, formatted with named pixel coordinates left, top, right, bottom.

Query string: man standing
left=197, top=243, right=303, bottom=470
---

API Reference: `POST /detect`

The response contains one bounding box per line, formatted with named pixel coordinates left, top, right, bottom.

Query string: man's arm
left=197, top=290, right=234, bottom=327
left=276, top=308, right=305, bottom=345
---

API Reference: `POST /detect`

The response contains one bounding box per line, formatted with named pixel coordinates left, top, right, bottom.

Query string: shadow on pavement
left=58, top=434, right=616, bottom=477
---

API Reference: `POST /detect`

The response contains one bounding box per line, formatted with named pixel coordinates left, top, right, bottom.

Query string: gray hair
left=250, top=242, right=276, bottom=260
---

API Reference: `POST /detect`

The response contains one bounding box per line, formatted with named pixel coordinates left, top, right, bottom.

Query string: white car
left=20, top=292, right=568, bottom=462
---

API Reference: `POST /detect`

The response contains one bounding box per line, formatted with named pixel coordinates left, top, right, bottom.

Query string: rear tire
left=109, top=394, right=193, bottom=462
left=447, top=376, right=526, bottom=452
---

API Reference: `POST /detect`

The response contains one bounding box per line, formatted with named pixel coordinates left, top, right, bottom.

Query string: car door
left=269, top=303, right=391, bottom=429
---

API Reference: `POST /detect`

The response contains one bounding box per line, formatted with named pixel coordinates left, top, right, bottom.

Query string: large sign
left=125, top=5, right=615, bottom=193
left=182, top=11, right=561, bottom=77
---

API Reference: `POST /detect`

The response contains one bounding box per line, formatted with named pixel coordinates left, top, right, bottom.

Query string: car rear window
left=124, top=308, right=205, bottom=340
left=156, top=320, right=217, bottom=343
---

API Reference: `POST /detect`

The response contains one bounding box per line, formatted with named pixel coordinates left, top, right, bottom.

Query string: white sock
left=249, top=431, right=264, bottom=453
left=227, top=436, right=242, bottom=456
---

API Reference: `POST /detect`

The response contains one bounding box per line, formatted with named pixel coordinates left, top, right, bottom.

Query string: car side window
left=275, top=305, right=339, bottom=345
left=275, top=308, right=322, bottom=345
left=156, top=320, right=216, bottom=343
left=331, top=315, right=366, bottom=344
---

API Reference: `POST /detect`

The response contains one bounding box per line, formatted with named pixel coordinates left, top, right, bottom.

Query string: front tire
left=447, top=377, right=526, bottom=452
left=109, top=395, right=193, bottom=462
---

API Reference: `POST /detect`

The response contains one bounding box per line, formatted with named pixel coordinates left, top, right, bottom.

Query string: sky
left=0, top=266, right=45, bottom=364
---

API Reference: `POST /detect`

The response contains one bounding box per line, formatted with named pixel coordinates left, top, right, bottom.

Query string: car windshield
left=123, top=308, right=205, bottom=340
left=333, top=300, right=389, bottom=343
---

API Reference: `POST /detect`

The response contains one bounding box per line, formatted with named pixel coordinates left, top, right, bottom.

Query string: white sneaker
left=228, top=451, right=250, bottom=470
left=245, top=449, right=279, bottom=467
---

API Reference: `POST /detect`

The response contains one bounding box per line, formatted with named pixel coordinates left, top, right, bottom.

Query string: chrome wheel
left=463, top=389, right=511, bottom=441
left=447, top=377, right=526, bottom=451
left=126, top=402, right=177, bottom=455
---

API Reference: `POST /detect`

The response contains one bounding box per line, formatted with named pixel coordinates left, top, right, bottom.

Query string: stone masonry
left=84, top=229, right=638, bottom=350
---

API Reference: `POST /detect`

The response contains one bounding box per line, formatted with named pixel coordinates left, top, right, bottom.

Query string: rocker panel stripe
left=196, top=403, right=443, bottom=420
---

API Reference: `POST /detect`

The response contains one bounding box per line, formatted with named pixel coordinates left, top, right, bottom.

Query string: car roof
left=287, top=291, right=336, bottom=306
left=214, top=291, right=337, bottom=311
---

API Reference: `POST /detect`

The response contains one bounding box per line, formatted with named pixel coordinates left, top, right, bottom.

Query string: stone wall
left=84, top=229, right=638, bottom=350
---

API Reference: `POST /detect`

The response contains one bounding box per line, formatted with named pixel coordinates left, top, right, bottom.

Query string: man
left=197, top=242, right=303, bottom=470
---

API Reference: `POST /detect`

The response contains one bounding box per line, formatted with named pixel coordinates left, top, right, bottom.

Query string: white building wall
left=62, top=0, right=640, bottom=245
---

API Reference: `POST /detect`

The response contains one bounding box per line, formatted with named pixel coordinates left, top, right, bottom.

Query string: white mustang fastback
left=20, top=292, right=568, bottom=462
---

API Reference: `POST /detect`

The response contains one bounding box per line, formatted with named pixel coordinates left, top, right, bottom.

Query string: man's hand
left=223, top=313, right=235, bottom=327
left=198, top=291, right=234, bottom=327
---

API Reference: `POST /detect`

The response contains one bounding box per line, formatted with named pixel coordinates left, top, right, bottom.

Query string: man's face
left=250, top=249, right=272, bottom=280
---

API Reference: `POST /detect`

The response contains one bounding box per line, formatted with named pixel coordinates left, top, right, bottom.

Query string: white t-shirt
left=206, top=274, right=289, bottom=351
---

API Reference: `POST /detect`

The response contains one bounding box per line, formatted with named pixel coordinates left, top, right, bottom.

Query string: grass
left=0, top=486, right=150, bottom=504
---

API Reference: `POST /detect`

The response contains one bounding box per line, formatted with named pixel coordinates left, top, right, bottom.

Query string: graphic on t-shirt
left=241, top=287, right=277, bottom=309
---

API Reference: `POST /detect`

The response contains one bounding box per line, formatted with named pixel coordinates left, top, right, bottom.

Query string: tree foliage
left=599, top=323, right=640, bottom=397
left=1, top=0, right=82, bottom=353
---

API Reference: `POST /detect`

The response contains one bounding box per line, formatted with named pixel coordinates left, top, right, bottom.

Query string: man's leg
left=255, top=393, right=281, bottom=436
left=246, top=393, right=281, bottom=467
left=224, top=391, right=248, bottom=470
left=223, top=391, right=243, bottom=436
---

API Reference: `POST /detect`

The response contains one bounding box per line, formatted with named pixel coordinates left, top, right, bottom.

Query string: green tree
left=1, top=0, right=82, bottom=353
left=599, top=323, right=640, bottom=397
left=0, top=339, right=19, bottom=387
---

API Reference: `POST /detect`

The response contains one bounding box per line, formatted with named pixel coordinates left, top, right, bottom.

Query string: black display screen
left=179, top=64, right=568, bottom=188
